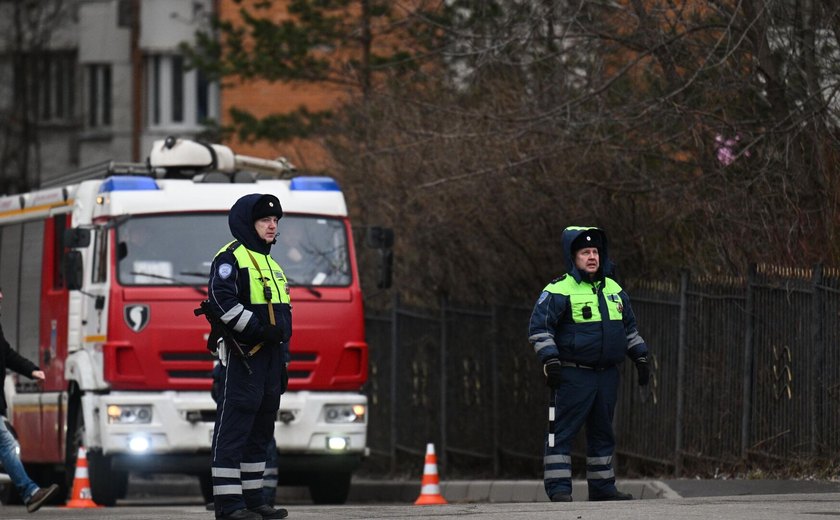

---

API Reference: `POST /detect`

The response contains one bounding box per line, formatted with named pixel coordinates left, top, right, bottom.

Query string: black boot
left=217, top=508, right=263, bottom=520
left=248, top=504, right=289, bottom=519
left=550, top=493, right=573, bottom=502
left=589, top=490, right=633, bottom=501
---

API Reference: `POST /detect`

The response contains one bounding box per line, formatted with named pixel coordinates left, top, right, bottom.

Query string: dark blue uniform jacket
left=208, top=194, right=292, bottom=363
left=528, top=227, right=648, bottom=367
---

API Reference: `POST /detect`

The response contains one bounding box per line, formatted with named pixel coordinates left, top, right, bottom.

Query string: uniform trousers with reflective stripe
left=211, top=344, right=284, bottom=517
left=544, top=365, right=620, bottom=499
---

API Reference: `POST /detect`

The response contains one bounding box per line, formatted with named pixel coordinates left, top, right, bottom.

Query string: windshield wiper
left=129, top=271, right=208, bottom=296
left=285, top=276, right=322, bottom=298
left=180, top=271, right=209, bottom=279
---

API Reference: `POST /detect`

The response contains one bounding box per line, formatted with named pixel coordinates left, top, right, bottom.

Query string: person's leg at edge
left=0, top=416, right=39, bottom=502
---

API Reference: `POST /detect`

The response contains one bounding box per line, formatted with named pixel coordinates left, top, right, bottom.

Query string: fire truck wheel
left=86, top=450, right=119, bottom=506
left=308, top=472, right=351, bottom=504
left=0, top=481, right=21, bottom=505
left=198, top=471, right=214, bottom=504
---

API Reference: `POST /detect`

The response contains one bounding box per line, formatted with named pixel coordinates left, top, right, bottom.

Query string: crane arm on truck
left=149, top=136, right=296, bottom=178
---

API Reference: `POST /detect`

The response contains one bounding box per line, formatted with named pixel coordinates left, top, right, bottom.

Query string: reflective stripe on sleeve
left=627, top=330, right=644, bottom=348
left=232, top=309, right=253, bottom=332
left=221, top=303, right=245, bottom=324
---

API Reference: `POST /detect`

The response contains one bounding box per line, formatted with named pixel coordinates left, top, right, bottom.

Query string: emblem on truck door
left=124, top=304, right=150, bottom=332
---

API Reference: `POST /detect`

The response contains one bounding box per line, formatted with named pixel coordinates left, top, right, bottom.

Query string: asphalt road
left=2, top=492, right=840, bottom=520
left=3, top=477, right=840, bottom=519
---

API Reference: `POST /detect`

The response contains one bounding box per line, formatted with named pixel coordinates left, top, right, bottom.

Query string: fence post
left=491, top=304, right=499, bottom=477
left=440, top=295, right=448, bottom=472
left=740, top=264, right=755, bottom=461
left=675, top=271, right=688, bottom=477
left=810, top=264, right=824, bottom=455
left=389, top=292, right=399, bottom=475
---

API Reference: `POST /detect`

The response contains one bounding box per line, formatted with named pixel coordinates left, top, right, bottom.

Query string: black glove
left=543, top=358, right=564, bottom=388
left=261, top=324, right=287, bottom=346
left=635, top=357, right=650, bottom=386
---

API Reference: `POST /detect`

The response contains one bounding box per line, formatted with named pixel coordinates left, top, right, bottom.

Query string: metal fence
left=361, top=264, right=840, bottom=479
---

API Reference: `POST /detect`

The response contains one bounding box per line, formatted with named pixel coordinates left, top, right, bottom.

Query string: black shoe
left=217, top=509, right=263, bottom=520
left=26, top=484, right=60, bottom=513
left=249, top=504, right=289, bottom=519
left=589, top=490, right=633, bottom=501
left=550, top=493, right=573, bottom=502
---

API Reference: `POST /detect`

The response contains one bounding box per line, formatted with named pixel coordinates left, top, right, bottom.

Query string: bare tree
left=327, top=0, right=840, bottom=304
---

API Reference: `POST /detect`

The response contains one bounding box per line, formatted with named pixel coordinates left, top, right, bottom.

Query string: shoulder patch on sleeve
left=218, top=263, right=233, bottom=279
left=537, top=291, right=550, bottom=305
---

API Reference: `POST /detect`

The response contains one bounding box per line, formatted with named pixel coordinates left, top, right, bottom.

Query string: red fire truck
left=0, top=138, right=390, bottom=506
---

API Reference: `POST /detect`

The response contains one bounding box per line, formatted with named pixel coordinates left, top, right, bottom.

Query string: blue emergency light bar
left=290, top=176, right=340, bottom=191
left=99, top=176, right=160, bottom=193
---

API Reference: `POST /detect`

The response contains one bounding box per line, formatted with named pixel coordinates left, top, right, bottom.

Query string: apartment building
left=0, top=0, right=218, bottom=190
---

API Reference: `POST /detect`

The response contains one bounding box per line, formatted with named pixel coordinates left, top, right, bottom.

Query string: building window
left=146, top=54, right=217, bottom=129
left=86, top=64, right=112, bottom=128
left=14, top=51, right=77, bottom=123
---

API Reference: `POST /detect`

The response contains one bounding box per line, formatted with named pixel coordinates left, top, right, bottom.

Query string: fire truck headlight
left=128, top=435, right=150, bottom=453
left=107, top=405, right=153, bottom=424
left=326, top=436, right=349, bottom=451
left=324, top=404, right=365, bottom=424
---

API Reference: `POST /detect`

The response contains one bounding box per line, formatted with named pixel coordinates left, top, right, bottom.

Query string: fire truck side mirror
left=63, top=228, right=91, bottom=249
left=365, top=226, right=394, bottom=249
left=376, top=249, right=393, bottom=289
left=64, top=250, right=84, bottom=291
left=365, top=227, right=394, bottom=289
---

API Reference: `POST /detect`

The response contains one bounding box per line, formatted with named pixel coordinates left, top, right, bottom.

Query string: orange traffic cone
left=63, top=447, right=102, bottom=508
left=414, top=442, right=447, bottom=505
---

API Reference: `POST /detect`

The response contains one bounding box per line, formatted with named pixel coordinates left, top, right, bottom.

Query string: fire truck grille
left=185, top=410, right=217, bottom=423
left=168, top=370, right=214, bottom=378
left=161, top=352, right=213, bottom=380
left=161, top=352, right=313, bottom=379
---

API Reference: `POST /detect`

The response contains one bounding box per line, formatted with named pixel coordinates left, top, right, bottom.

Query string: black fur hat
left=571, top=230, right=603, bottom=253
left=251, top=194, right=283, bottom=221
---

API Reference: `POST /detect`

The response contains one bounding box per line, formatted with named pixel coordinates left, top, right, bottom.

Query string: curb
left=127, top=475, right=677, bottom=503
left=347, top=479, right=676, bottom=503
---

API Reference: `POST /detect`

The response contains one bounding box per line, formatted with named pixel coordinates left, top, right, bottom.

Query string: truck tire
left=86, top=450, right=120, bottom=506
left=309, top=472, right=351, bottom=504
left=198, top=471, right=214, bottom=505
left=65, top=397, right=125, bottom=507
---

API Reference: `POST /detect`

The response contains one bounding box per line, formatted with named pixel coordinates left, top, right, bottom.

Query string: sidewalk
left=127, top=474, right=840, bottom=503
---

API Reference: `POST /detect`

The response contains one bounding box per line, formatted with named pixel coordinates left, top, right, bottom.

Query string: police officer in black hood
left=208, top=194, right=292, bottom=520
left=528, top=226, right=650, bottom=503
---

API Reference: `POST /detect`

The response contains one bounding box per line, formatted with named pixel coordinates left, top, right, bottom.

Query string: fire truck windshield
left=116, top=214, right=351, bottom=287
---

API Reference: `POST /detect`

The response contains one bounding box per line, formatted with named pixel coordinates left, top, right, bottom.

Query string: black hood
left=561, top=226, right=613, bottom=282
left=228, top=193, right=274, bottom=254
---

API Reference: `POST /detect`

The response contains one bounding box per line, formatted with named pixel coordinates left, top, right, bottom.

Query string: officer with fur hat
left=208, top=193, right=292, bottom=520
left=528, top=226, right=650, bottom=503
